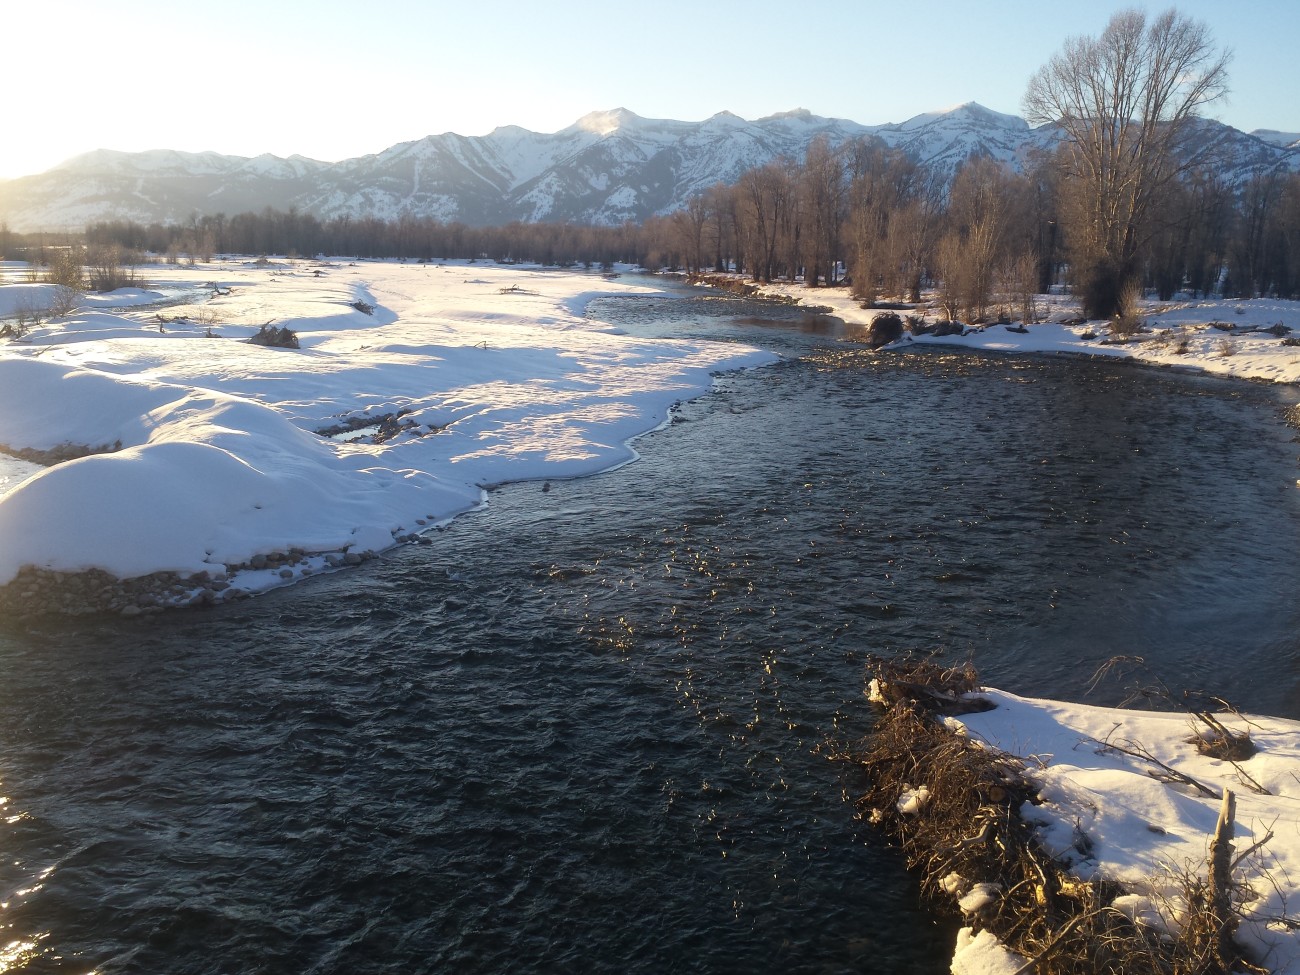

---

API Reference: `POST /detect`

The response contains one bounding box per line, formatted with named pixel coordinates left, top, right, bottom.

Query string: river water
left=2, top=292, right=1300, bottom=974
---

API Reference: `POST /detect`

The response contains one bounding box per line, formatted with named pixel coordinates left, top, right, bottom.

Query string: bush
left=1098, top=276, right=1145, bottom=337
left=44, top=248, right=84, bottom=290
left=6, top=297, right=47, bottom=336
left=247, top=324, right=300, bottom=349
left=48, top=285, right=80, bottom=317
left=86, top=245, right=145, bottom=292
left=865, top=311, right=904, bottom=348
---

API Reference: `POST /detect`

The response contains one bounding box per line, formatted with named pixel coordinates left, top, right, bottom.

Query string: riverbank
left=748, top=279, right=1300, bottom=384
left=0, top=258, right=776, bottom=614
left=860, top=659, right=1300, bottom=975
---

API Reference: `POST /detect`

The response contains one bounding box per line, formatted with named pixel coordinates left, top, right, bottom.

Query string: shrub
left=44, top=248, right=84, bottom=290
left=350, top=299, right=375, bottom=315
left=86, top=245, right=145, bottom=292
left=1108, top=279, right=1145, bottom=338
left=865, top=311, right=904, bottom=348
left=8, top=297, right=46, bottom=335
left=247, top=324, right=300, bottom=349
left=48, top=285, right=80, bottom=317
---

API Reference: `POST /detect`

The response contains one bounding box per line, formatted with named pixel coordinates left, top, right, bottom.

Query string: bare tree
left=799, top=135, right=845, bottom=286
left=937, top=156, right=1014, bottom=322
left=671, top=193, right=710, bottom=274
left=1024, top=7, right=1230, bottom=318
left=737, top=160, right=794, bottom=283
left=846, top=137, right=922, bottom=304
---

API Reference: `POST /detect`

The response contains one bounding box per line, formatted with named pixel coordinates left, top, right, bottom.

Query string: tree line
left=6, top=10, right=1296, bottom=321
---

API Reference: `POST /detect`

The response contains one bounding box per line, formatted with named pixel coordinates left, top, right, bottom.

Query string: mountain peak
left=2, top=106, right=1294, bottom=232
left=573, top=108, right=643, bottom=136
left=941, top=102, right=1027, bottom=128
left=757, top=108, right=814, bottom=123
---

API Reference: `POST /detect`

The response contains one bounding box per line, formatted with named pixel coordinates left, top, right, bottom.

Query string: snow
left=0, top=260, right=776, bottom=592
left=955, top=689, right=1300, bottom=975
left=753, top=281, right=1300, bottom=384
left=896, top=784, right=932, bottom=816
left=957, top=882, right=1001, bottom=915
left=951, top=927, right=1028, bottom=975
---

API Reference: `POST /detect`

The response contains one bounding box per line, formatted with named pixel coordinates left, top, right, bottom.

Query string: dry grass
left=845, top=655, right=1262, bottom=974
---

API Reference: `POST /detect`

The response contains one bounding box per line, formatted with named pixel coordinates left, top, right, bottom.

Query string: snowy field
left=0, top=259, right=775, bottom=595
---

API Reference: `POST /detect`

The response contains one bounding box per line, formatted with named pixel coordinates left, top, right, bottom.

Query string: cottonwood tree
left=935, top=156, right=1014, bottom=322
left=846, top=138, right=924, bottom=304
left=670, top=193, right=711, bottom=274
left=1024, top=7, right=1230, bottom=319
left=737, top=160, right=794, bottom=283
left=1228, top=171, right=1286, bottom=297
left=799, top=135, right=846, bottom=286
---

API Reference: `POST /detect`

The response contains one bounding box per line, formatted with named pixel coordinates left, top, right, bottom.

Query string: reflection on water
left=2, top=292, right=1300, bottom=974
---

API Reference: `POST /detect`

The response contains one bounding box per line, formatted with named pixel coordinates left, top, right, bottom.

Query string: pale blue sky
left=4, top=0, right=1297, bottom=179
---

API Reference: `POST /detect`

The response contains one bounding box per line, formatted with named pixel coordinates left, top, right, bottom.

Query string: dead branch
left=1091, top=735, right=1222, bottom=799
left=1209, top=789, right=1237, bottom=971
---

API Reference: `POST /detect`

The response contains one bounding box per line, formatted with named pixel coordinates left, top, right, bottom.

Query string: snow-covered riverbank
left=951, top=688, right=1300, bottom=975
left=756, top=280, right=1300, bottom=385
left=864, top=659, right=1300, bottom=975
left=0, top=259, right=775, bottom=609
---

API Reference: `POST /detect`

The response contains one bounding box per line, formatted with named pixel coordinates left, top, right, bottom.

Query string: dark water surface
left=3, top=292, right=1300, bottom=973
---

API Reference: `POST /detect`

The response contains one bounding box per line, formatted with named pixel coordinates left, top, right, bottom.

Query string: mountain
left=1, top=105, right=1297, bottom=232
left=1251, top=129, right=1300, bottom=150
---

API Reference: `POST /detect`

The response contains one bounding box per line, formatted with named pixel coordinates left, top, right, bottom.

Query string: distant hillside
left=1, top=104, right=1297, bottom=232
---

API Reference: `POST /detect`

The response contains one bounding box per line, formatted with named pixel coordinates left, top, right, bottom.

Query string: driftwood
left=1090, top=735, right=1222, bottom=799
left=1209, top=790, right=1237, bottom=973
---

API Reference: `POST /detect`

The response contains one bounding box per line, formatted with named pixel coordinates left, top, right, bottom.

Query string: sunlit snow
left=0, top=259, right=775, bottom=589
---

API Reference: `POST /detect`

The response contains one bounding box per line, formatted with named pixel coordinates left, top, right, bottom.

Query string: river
left=1, top=291, right=1298, bottom=973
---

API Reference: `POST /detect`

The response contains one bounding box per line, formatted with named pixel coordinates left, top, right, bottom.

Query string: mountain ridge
left=1, top=104, right=1296, bottom=232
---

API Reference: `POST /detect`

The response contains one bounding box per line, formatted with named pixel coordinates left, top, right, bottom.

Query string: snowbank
left=755, top=281, right=1300, bottom=384
left=957, top=690, right=1300, bottom=975
left=0, top=260, right=776, bottom=599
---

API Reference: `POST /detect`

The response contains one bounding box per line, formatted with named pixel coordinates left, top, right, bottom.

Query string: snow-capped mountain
left=1, top=105, right=1296, bottom=232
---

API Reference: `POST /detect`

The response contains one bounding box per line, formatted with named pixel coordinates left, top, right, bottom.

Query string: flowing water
left=3, top=291, right=1300, bottom=974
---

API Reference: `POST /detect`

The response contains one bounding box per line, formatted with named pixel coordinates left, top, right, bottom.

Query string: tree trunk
left=1209, top=788, right=1237, bottom=972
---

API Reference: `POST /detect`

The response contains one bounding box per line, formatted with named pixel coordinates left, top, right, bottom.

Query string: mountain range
left=2, top=104, right=1297, bottom=232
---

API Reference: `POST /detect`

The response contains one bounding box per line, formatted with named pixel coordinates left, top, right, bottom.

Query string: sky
left=3, top=0, right=1299, bottom=180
